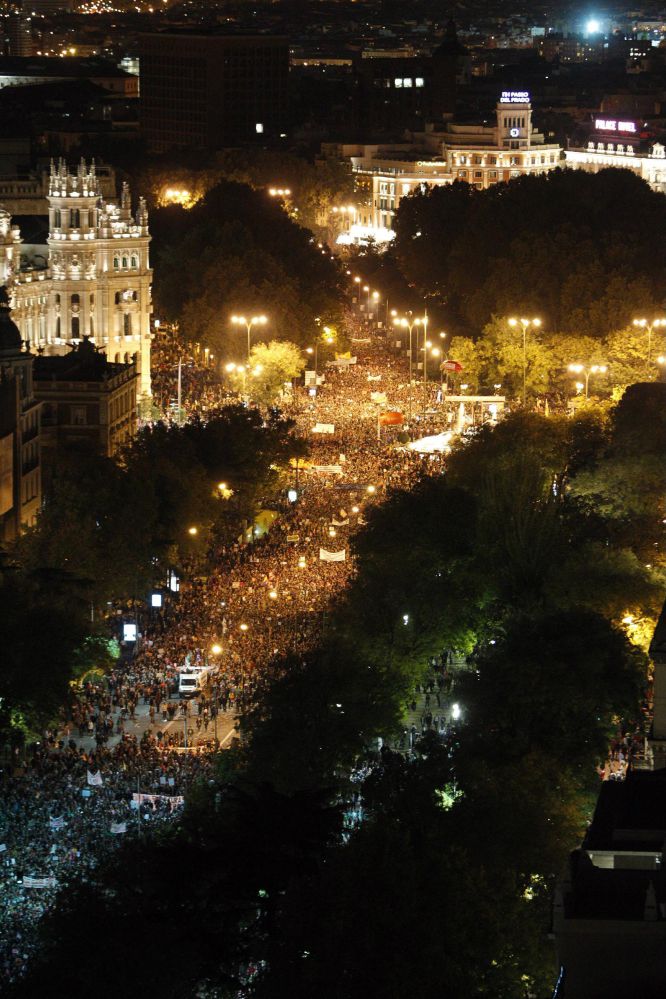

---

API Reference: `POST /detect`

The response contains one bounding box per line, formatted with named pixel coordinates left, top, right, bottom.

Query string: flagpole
left=136, top=775, right=141, bottom=838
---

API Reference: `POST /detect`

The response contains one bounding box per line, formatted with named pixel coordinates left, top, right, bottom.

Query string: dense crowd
left=0, top=322, right=475, bottom=983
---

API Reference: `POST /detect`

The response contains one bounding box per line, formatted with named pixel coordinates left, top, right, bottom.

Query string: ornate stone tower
left=0, top=207, right=21, bottom=286
left=11, top=158, right=153, bottom=400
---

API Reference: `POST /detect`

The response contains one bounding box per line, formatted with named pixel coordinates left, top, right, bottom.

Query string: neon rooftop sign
left=595, top=119, right=637, bottom=133
left=500, top=90, right=530, bottom=103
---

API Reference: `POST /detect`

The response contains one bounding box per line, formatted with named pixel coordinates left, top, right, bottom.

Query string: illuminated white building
left=5, top=159, right=152, bottom=398
left=564, top=116, right=666, bottom=194
left=437, top=90, right=562, bottom=189
left=345, top=92, right=562, bottom=236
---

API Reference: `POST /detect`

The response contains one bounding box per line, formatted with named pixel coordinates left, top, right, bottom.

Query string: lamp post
left=230, top=314, right=267, bottom=361
left=420, top=312, right=430, bottom=420
left=568, top=363, right=608, bottom=399
left=508, top=316, right=541, bottom=406
left=632, top=317, right=666, bottom=373
left=306, top=327, right=335, bottom=375
left=393, top=313, right=423, bottom=424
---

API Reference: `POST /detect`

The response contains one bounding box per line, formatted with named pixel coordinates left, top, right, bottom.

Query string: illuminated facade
left=5, top=159, right=152, bottom=398
left=347, top=93, right=562, bottom=235
left=565, top=117, right=666, bottom=194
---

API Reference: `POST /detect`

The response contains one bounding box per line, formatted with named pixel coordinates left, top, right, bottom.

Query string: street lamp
left=211, top=643, right=222, bottom=656
left=632, top=317, right=666, bottom=372
left=568, top=363, right=608, bottom=399
left=307, top=327, right=335, bottom=374
left=508, top=317, right=541, bottom=406
left=226, top=361, right=247, bottom=396
left=393, top=313, right=424, bottom=424
left=230, top=314, right=268, bottom=361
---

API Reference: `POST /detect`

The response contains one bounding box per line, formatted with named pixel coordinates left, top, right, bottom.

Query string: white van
left=178, top=673, right=199, bottom=698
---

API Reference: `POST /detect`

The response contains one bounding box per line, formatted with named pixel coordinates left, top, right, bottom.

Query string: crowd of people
left=2, top=319, right=459, bottom=983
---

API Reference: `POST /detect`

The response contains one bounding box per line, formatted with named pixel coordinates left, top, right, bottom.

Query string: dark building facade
left=140, top=31, right=289, bottom=151
left=554, top=768, right=666, bottom=998
left=33, top=336, right=138, bottom=485
left=0, top=285, right=40, bottom=543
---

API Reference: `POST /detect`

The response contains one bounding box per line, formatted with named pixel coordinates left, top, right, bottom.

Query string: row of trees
left=1, top=407, right=304, bottom=745
left=129, top=146, right=355, bottom=236
left=446, top=318, right=664, bottom=399
left=151, top=181, right=344, bottom=364
left=392, top=168, right=666, bottom=337
left=17, top=406, right=302, bottom=605
left=15, top=387, right=664, bottom=997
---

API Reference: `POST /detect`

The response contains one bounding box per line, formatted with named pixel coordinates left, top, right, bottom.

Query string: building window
left=54, top=209, right=61, bottom=228
left=70, top=209, right=80, bottom=228
left=255, top=122, right=264, bottom=133
left=71, top=406, right=86, bottom=426
left=71, top=316, right=80, bottom=339
left=123, top=314, right=132, bottom=337
left=402, top=78, right=412, bottom=88
left=458, top=170, right=468, bottom=178
left=489, top=170, right=497, bottom=178
left=415, top=77, right=424, bottom=87
left=131, top=255, right=138, bottom=269
left=122, top=256, right=128, bottom=269
left=113, top=257, right=119, bottom=270
left=394, top=78, right=403, bottom=88
left=474, top=171, right=482, bottom=179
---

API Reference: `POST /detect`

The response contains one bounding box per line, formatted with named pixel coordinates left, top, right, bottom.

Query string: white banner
left=331, top=518, right=349, bottom=527
left=23, top=876, right=57, bottom=889
left=370, top=392, right=387, bottom=404
left=87, top=770, right=103, bottom=786
left=319, top=549, right=346, bottom=563
left=49, top=816, right=64, bottom=831
left=311, top=465, right=343, bottom=475
left=311, top=423, right=335, bottom=434
left=367, top=374, right=382, bottom=381
left=131, top=792, right=184, bottom=812
left=328, top=356, right=357, bottom=367
left=110, top=822, right=127, bottom=835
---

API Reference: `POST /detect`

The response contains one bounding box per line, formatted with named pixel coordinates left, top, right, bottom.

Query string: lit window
left=415, top=77, right=424, bottom=87
left=403, top=78, right=413, bottom=88
left=255, top=122, right=264, bottom=133
left=394, top=78, right=403, bottom=88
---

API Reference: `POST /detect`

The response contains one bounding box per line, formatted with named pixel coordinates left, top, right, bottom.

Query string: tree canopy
left=151, top=181, right=343, bottom=358
left=393, top=169, right=666, bottom=336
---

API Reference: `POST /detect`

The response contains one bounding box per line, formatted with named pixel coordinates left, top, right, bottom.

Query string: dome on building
left=0, top=285, right=23, bottom=354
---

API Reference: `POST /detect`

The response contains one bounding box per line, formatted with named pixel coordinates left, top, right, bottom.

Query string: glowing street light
left=239, top=623, right=249, bottom=632
left=633, top=317, right=666, bottom=372
left=393, top=313, right=425, bottom=423
left=211, top=643, right=222, bottom=656
left=230, top=314, right=268, bottom=360
left=568, top=363, right=607, bottom=399
left=307, top=326, right=336, bottom=374
left=508, top=317, right=541, bottom=406
left=188, top=526, right=198, bottom=536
